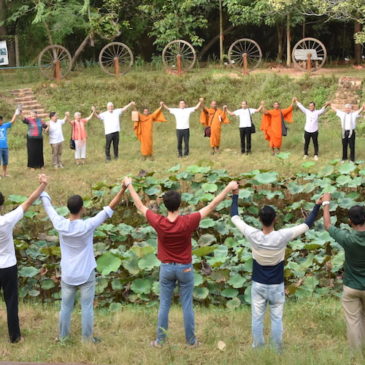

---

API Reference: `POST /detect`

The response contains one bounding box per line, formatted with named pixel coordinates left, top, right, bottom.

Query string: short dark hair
left=0, top=116, right=3, bottom=121
left=309, top=101, right=316, bottom=107
left=0, top=192, right=4, bottom=206
left=259, top=205, right=276, bottom=226
left=49, top=112, right=56, bottom=118
left=163, top=190, right=181, bottom=212
left=67, top=195, right=83, bottom=214
left=349, top=205, right=365, bottom=226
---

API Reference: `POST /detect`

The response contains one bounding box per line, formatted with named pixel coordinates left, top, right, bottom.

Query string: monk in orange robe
left=200, top=100, right=230, bottom=154
left=261, top=100, right=295, bottom=155
left=133, top=102, right=167, bottom=160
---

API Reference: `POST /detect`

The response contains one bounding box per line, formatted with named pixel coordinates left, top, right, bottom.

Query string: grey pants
left=51, top=142, right=63, bottom=167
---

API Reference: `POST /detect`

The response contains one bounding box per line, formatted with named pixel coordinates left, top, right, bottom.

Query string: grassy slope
left=1, top=67, right=359, bottom=204
left=0, top=299, right=360, bottom=365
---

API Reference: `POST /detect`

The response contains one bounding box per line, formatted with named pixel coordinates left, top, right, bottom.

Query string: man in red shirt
left=123, top=177, right=238, bottom=347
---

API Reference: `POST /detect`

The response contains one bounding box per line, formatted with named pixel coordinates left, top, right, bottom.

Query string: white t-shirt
left=0, top=206, right=24, bottom=268
left=169, top=107, right=195, bottom=130
left=233, top=108, right=256, bottom=128
left=297, top=102, right=326, bottom=133
left=48, top=119, right=65, bottom=144
left=40, top=192, right=114, bottom=286
left=99, top=109, right=123, bottom=135
left=336, top=110, right=360, bottom=131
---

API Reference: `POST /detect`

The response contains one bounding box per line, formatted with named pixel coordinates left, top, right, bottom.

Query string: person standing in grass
left=260, top=100, right=295, bottom=155
left=0, top=109, right=21, bottom=177
left=39, top=181, right=126, bottom=343
left=133, top=102, right=167, bottom=160
left=230, top=187, right=321, bottom=351
left=161, top=99, right=203, bottom=158
left=123, top=176, right=239, bottom=347
left=69, top=108, right=95, bottom=166
left=226, top=101, right=264, bottom=155
left=94, top=101, right=136, bottom=161
left=0, top=173, right=48, bottom=343
left=46, top=111, right=70, bottom=169
left=23, top=111, right=48, bottom=169
left=322, top=193, right=365, bottom=350
left=330, top=103, right=364, bottom=162
left=293, top=98, right=330, bottom=161
left=200, top=100, right=230, bottom=155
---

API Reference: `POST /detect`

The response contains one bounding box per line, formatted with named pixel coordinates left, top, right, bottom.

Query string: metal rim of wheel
left=292, top=37, right=327, bottom=71
left=99, top=42, right=134, bottom=76
left=228, top=38, right=262, bottom=69
left=162, top=40, right=197, bottom=71
left=38, top=45, right=72, bottom=79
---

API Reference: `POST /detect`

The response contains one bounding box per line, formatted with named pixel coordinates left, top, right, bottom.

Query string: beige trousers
left=342, top=285, right=365, bottom=349
left=51, top=142, right=63, bottom=167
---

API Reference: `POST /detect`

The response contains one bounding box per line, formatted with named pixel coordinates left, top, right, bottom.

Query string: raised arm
left=226, top=107, right=236, bottom=117
left=330, top=104, right=338, bottom=113
left=121, top=101, right=136, bottom=113
left=21, top=174, right=48, bottom=212
left=199, top=181, right=238, bottom=219
left=255, top=102, right=264, bottom=113
left=63, top=111, right=70, bottom=123
left=108, top=184, right=127, bottom=210
left=124, top=177, right=148, bottom=216
left=321, top=193, right=331, bottom=230
left=193, top=98, right=204, bottom=111
left=85, top=106, right=96, bottom=122
left=161, top=102, right=170, bottom=112
left=9, top=110, right=20, bottom=124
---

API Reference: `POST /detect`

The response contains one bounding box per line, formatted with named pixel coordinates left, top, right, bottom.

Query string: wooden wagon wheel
left=38, top=45, right=72, bottom=79
left=292, top=38, right=327, bottom=71
left=99, top=42, right=134, bottom=75
left=162, top=40, right=196, bottom=71
left=228, top=39, right=262, bottom=69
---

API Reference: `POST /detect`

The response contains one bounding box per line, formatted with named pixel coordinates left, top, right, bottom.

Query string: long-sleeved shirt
left=336, top=110, right=361, bottom=138
left=40, top=192, right=113, bottom=285
left=230, top=195, right=320, bottom=284
left=297, top=102, right=326, bottom=133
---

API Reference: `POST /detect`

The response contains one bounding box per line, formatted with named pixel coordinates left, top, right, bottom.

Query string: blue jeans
left=157, top=263, right=195, bottom=344
left=251, top=281, right=285, bottom=350
left=0, top=148, right=9, bottom=165
left=59, top=270, right=95, bottom=340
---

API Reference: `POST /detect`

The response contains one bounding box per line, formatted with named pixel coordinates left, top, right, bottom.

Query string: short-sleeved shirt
left=99, top=109, right=123, bottom=135
left=0, top=206, right=24, bottom=268
left=146, top=210, right=201, bottom=264
left=328, top=226, right=365, bottom=290
left=71, top=119, right=88, bottom=141
left=169, top=108, right=195, bottom=130
left=233, top=108, right=256, bottom=128
left=23, top=118, right=46, bottom=139
left=48, top=119, right=65, bottom=144
left=336, top=110, right=360, bottom=131
left=0, top=122, right=12, bottom=149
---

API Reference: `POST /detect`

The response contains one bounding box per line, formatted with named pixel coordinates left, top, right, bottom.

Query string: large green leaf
left=202, top=183, right=218, bottom=193
left=96, top=252, right=122, bottom=275
left=138, top=253, right=160, bottom=270
left=192, top=245, right=217, bottom=257
left=228, top=274, right=246, bottom=289
left=338, top=162, right=356, bottom=174
left=193, top=287, right=209, bottom=300
left=221, top=288, right=239, bottom=298
left=253, top=172, right=278, bottom=185
left=19, top=266, right=39, bottom=278
left=131, top=278, right=152, bottom=295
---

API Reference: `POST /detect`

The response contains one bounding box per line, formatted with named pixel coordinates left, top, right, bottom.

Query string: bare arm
left=226, top=108, right=236, bottom=117
left=21, top=174, right=48, bottom=212
left=161, top=102, right=170, bottom=112
left=255, top=104, right=264, bottom=113
left=193, top=98, right=204, bottom=111
left=123, top=177, right=148, bottom=216
left=108, top=185, right=127, bottom=210
left=9, top=112, right=19, bottom=124
left=199, top=181, right=238, bottom=219
left=322, top=193, right=331, bottom=230
left=121, top=101, right=136, bottom=112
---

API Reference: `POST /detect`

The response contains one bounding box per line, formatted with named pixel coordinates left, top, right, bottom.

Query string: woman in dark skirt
left=23, top=111, right=47, bottom=169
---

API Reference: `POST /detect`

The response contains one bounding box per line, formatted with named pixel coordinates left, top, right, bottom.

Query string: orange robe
left=260, top=106, right=293, bottom=148
left=200, top=108, right=230, bottom=148
left=133, top=108, right=167, bottom=156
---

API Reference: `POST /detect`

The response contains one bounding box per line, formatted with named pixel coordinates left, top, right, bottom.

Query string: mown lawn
left=0, top=299, right=360, bottom=365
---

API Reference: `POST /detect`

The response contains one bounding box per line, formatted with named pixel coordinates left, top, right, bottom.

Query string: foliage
left=10, top=161, right=365, bottom=308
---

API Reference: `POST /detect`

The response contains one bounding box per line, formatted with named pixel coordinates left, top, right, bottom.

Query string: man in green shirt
left=322, top=192, right=365, bottom=349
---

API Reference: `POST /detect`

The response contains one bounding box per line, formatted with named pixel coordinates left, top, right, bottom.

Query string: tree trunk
left=71, top=34, right=91, bottom=69
left=198, top=26, right=234, bottom=61
left=276, top=24, right=283, bottom=62
left=286, top=14, right=291, bottom=67
left=354, top=21, right=362, bottom=65
left=0, top=0, right=6, bottom=36
left=219, top=0, right=223, bottom=63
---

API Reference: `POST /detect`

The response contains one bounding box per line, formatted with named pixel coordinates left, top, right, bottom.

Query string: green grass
left=1, top=67, right=363, bottom=205
left=0, top=299, right=361, bottom=365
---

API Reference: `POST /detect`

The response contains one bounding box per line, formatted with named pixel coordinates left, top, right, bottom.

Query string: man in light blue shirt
left=0, top=111, right=20, bottom=177
left=40, top=183, right=126, bottom=342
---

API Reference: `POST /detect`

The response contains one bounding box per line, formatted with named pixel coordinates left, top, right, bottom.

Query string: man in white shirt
left=0, top=174, right=48, bottom=343
left=162, top=99, right=203, bottom=157
left=226, top=101, right=263, bottom=154
left=40, top=182, right=126, bottom=342
left=331, top=103, right=364, bottom=162
left=46, top=111, right=69, bottom=168
left=95, top=101, right=135, bottom=161
left=294, top=98, right=329, bottom=160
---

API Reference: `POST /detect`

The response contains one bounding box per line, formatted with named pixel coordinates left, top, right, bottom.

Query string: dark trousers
left=176, top=129, right=190, bottom=157
left=0, top=265, right=21, bottom=342
left=342, top=130, right=356, bottom=161
left=304, top=131, right=319, bottom=156
left=105, top=132, right=119, bottom=160
left=239, top=127, right=252, bottom=153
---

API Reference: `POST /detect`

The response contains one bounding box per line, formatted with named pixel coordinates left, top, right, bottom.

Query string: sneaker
left=150, top=340, right=162, bottom=348
left=303, top=155, right=308, bottom=160
left=188, top=340, right=201, bottom=347
left=314, top=155, right=318, bottom=161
